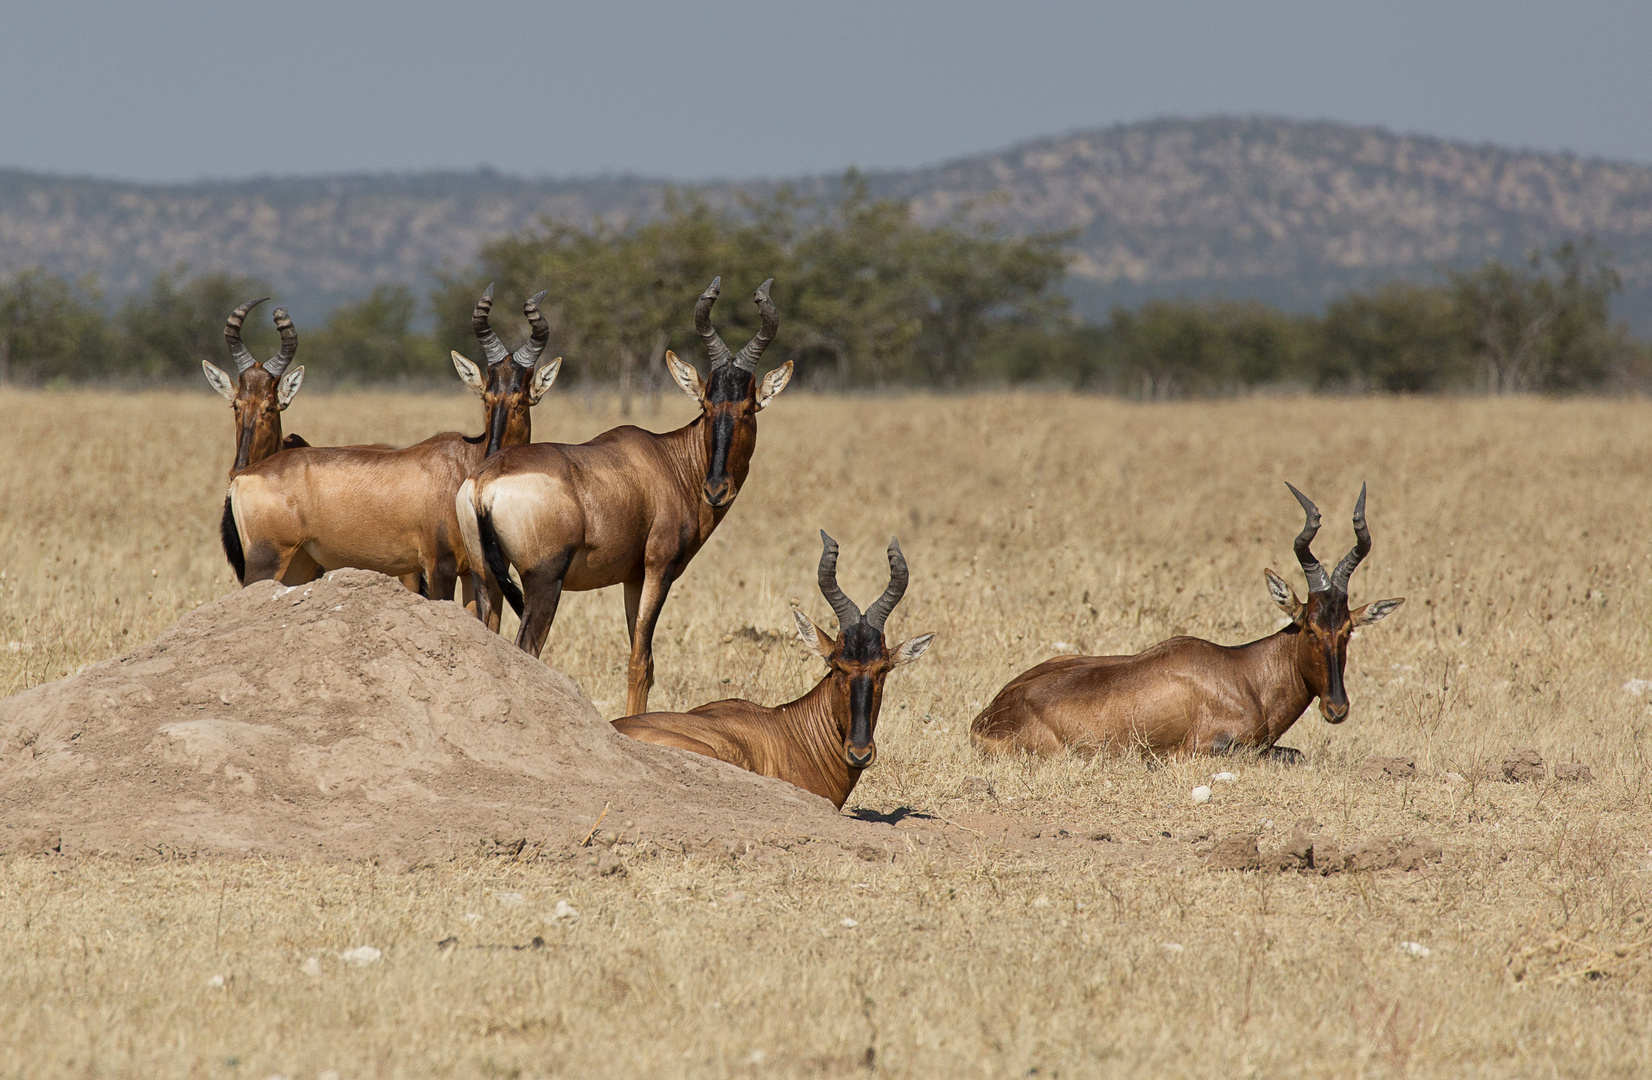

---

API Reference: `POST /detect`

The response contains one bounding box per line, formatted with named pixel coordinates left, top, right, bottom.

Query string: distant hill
left=5, top=116, right=1652, bottom=330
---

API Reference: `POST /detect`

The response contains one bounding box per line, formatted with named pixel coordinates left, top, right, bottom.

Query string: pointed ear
left=451, top=351, right=486, bottom=396
left=793, top=609, right=833, bottom=657
left=1352, top=597, right=1405, bottom=627
left=201, top=360, right=236, bottom=402
left=665, top=350, right=704, bottom=403
left=276, top=365, right=305, bottom=409
left=1264, top=569, right=1303, bottom=621
left=756, top=360, right=793, bottom=410
left=529, top=357, right=561, bottom=404
left=891, top=632, right=935, bottom=667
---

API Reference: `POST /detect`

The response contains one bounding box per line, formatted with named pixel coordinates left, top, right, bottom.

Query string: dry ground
left=1, top=386, right=1650, bottom=1078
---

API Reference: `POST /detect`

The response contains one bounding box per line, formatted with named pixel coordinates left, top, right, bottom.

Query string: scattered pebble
left=1212, top=772, right=1237, bottom=783
left=462, top=912, right=482, bottom=925
left=1031, top=895, right=1050, bottom=909
left=549, top=900, right=579, bottom=923
left=493, top=891, right=526, bottom=906
left=300, top=957, right=322, bottom=977
left=1400, top=941, right=1432, bottom=958
left=1623, top=679, right=1652, bottom=696
left=1050, top=641, right=1079, bottom=654
left=1190, top=786, right=1212, bottom=804
left=1161, top=942, right=1185, bottom=954
left=840, top=917, right=859, bottom=928
left=340, top=946, right=382, bottom=967
left=207, top=974, right=225, bottom=988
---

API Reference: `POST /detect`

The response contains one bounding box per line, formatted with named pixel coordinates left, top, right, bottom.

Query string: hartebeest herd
left=205, top=281, right=1403, bottom=809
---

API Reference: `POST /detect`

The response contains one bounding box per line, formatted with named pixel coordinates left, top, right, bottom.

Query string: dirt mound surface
left=1206, top=822, right=1442, bottom=874
left=0, top=571, right=880, bottom=862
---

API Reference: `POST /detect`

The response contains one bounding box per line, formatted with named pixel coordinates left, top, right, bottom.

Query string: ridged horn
left=471, top=284, right=508, bottom=365
left=225, top=297, right=267, bottom=374
left=695, top=277, right=734, bottom=368
left=263, top=307, right=298, bottom=377
left=817, top=530, right=862, bottom=629
left=732, top=278, right=778, bottom=372
left=1285, top=482, right=1331, bottom=594
left=512, top=290, right=550, bottom=368
left=1329, top=483, right=1371, bottom=595
left=862, top=537, right=908, bottom=633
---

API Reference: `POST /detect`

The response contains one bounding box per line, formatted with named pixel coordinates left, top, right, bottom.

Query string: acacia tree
left=0, top=269, right=109, bottom=385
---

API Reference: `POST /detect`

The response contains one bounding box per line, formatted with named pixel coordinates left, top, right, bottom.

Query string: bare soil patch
left=0, top=570, right=901, bottom=864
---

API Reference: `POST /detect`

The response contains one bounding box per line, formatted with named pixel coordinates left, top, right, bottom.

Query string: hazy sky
left=4, top=1, right=1650, bottom=182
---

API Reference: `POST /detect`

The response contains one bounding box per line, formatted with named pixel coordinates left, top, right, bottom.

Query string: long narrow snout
left=845, top=675, right=877, bottom=769
left=1319, top=655, right=1350, bottom=723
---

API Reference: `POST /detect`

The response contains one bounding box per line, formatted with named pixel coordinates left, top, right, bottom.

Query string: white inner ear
left=201, top=360, right=237, bottom=402
left=665, top=351, right=703, bottom=402
left=892, top=632, right=935, bottom=666
left=451, top=351, right=486, bottom=396
left=793, top=609, right=829, bottom=656
left=529, top=358, right=561, bottom=404
left=756, top=360, right=793, bottom=410
left=276, top=366, right=305, bottom=409
left=1264, top=570, right=1300, bottom=614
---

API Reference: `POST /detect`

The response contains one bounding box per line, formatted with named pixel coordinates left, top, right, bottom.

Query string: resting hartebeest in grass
left=459, top=277, right=792, bottom=715
left=614, top=532, right=933, bottom=808
left=224, top=287, right=560, bottom=618
left=971, top=484, right=1404, bottom=761
left=201, top=297, right=310, bottom=475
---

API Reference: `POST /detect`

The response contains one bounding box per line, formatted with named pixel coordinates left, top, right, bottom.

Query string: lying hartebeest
left=224, top=287, right=560, bottom=617
left=614, top=533, right=933, bottom=808
left=971, top=484, right=1404, bottom=760
left=459, top=277, right=792, bottom=715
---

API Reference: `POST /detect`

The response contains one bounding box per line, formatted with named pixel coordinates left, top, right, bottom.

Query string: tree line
left=2, top=176, right=1647, bottom=395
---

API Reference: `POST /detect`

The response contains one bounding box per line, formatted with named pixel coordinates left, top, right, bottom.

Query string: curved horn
left=694, top=277, right=734, bottom=368
left=1285, top=482, right=1331, bottom=594
left=263, top=307, right=297, bottom=377
left=512, top=290, right=550, bottom=368
left=225, top=297, right=267, bottom=374
left=1329, top=483, right=1371, bottom=595
left=817, top=530, right=862, bottom=629
left=732, top=278, right=778, bottom=372
left=862, top=536, right=909, bottom=633
left=471, top=284, right=508, bottom=365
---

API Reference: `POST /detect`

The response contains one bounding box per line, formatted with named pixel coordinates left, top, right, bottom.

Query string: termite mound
left=0, top=570, right=882, bottom=863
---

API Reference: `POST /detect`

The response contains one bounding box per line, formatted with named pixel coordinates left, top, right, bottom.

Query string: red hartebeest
left=224, top=287, right=560, bottom=617
left=458, top=278, right=792, bottom=715
left=971, top=484, right=1405, bottom=761
left=614, top=533, right=933, bottom=808
left=201, top=297, right=310, bottom=474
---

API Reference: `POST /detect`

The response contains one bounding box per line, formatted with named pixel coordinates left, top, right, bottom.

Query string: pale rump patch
left=455, top=479, right=483, bottom=574
left=484, top=473, right=578, bottom=566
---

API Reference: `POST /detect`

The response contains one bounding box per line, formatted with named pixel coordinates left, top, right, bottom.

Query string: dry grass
left=2, top=386, right=1650, bottom=1078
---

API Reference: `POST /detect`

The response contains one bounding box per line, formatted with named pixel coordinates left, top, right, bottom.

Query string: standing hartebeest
left=223, top=287, right=560, bottom=618
left=970, top=484, right=1405, bottom=760
left=614, top=532, right=933, bottom=808
left=201, top=297, right=310, bottom=474
left=458, top=277, right=792, bottom=715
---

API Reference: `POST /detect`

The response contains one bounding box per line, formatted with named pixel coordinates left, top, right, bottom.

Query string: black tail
left=220, top=495, right=245, bottom=584
left=476, top=507, right=524, bottom=617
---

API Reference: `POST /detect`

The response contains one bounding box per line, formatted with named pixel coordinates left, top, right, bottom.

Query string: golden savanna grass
left=2, top=386, right=1650, bottom=1078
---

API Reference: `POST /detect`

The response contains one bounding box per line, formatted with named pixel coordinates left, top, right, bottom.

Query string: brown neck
left=234, top=417, right=283, bottom=476
left=777, top=676, right=863, bottom=809
left=1234, top=628, right=1317, bottom=746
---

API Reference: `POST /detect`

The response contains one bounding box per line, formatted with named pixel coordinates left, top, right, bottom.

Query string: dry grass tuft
left=2, top=387, right=1651, bottom=1077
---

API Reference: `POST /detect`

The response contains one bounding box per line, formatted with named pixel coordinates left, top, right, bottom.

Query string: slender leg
left=623, top=567, right=674, bottom=716
left=624, top=579, right=643, bottom=643
left=515, top=552, right=572, bottom=658
left=427, top=553, right=460, bottom=603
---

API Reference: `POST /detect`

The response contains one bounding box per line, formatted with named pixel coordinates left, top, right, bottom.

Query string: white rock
left=549, top=900, right=579, bottom=923
left=207, top=974, right=225, bottom=988
left=1050, top=641, right=1079, bottom=654
left=340, top=945, right=382, bottom=967
left=1400, top=941, right=1432, bottom=958
left=840, top=917, right=859, bottom=928
left=493, top=891, right=526, bottom=906
left=1190, top=786, right=1212, bottom=803
left=1160, top=942, right=1185, bottom=954
left=300, top=957, right=322, bottom=977
left=1031, top=895, right=1050, bottom=909
left=1623, top=679, right=1652, bottom=696
left=463, top=912, right=482, bottom=924
left=1212, top=772, right=1238, bottom=783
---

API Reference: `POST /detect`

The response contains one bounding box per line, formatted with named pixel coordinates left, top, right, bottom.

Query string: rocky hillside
left=5, top=116, right=1651, bottom=327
